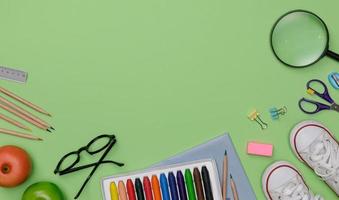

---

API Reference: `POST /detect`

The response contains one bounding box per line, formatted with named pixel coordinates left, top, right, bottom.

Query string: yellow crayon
left=110, top=182, right=119, bottom=200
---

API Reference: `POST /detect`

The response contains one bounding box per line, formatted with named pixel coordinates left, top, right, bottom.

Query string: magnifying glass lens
left=271, top=11, right=328, bottom=67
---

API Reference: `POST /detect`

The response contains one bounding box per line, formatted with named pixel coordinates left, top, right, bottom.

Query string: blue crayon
left=160, top=173, right=171, bottom=200
left=168, top=172, right=179, bottom=200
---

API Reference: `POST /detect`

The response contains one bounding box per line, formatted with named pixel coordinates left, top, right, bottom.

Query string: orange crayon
left=151, top=175, right=162, bottom=200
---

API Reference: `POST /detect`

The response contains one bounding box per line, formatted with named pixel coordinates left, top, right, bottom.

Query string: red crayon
left=143, top=176, right=153, bottom=200
left=127, top=179, right=137, bottom=200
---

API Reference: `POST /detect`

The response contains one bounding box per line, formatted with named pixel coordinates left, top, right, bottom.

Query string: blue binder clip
left=328, top=72, right=339, bottom=89
left=269, top=106, right=287, bottom=120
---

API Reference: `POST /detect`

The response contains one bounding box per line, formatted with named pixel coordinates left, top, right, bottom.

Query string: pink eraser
left=247, top=142, right=273, bottom=157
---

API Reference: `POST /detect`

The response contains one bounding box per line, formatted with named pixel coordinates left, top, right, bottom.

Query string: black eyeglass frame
left=54, top=134, right=124, bottom=199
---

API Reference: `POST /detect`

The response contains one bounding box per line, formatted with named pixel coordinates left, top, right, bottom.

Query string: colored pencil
left=0, top=113, right=31, bottom=131
left=151, top=175, right=162, bottom=200
left=135, top=178, right=145, bottom=200
left=168, top=172, right=179, bottom=200
left=193, top=168, right=205, bottom=200
left=0, top=96, right=52, bottom=129
left=160, top=173, right=170, bottom=200
left=184, top=169, right=196, bottom=200
left=202, top=166, right=213, bottom=200
left=143, top=176, right=153, bottom=200
left=177, top=171, right=188, bottom=200
left=222, top=150, right=228, bottom=200
left=110, top=182, right=119, bottom=200
left=0, top=86, right=51, bottom=116
left=0, top=128, right=42, bottom=141
left=0, top=103, right=50, bottom=131
left=118, top=181, right=128, bottom=200
left=230, top=175, right=239, bottom=200
left=127, top=179, right=137, bottom=200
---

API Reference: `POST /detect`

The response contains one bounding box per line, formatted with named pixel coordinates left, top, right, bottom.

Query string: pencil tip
left=230, top=174, right=233, bottom=179
left=47, top=113, right=52, bottom=117
left=224, top=150, right=227, bottom=155
left=47, top=129, right=51, bottom=133
left=37, top=138, right=43, bottom=141
left=50, top=127, right=55, bottom=130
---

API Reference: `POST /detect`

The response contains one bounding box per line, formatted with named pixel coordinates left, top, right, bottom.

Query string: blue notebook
left=153, top=133, right=256, bottom=200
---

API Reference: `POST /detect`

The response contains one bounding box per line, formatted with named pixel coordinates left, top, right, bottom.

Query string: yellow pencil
left=110, top=182, right=119, bottom=200
left=230, top=174, right=239, bottom=200
left=0, top=113, right=31, bottom=131
left=0, top=86, right=51, bottom=116
left=0, top=128, right=42, bottom=141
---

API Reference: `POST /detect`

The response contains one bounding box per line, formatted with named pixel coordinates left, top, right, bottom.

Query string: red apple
left=0, top=145, right=32, bottom=187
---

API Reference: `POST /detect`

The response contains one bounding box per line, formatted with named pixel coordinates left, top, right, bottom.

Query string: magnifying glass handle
left=326, top=50, right=339, bottom=61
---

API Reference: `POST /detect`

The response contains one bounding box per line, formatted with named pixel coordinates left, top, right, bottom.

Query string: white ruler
left=0, top=66, right=28, bottom=83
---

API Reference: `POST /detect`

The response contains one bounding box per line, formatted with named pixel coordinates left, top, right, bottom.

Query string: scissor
left=298, top=79, right=339, bottom=114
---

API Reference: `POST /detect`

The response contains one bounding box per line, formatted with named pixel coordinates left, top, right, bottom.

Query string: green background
left=0, top=0, right=338, bottom=199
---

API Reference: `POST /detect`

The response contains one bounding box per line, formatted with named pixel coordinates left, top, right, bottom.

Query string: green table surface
left=0, top=1, right=338, bottom=199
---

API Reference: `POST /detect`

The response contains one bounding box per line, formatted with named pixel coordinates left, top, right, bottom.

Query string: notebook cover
left=152, top=133, right=256, bottom=200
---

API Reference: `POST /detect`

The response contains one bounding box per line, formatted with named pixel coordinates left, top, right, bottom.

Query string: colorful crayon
left=168, top=172, right=179, bottom=200
left=193, top=168, right=205, bottom=200
left=185, top=169, right=196, bottom=200
left=160, top=173, right=171, bottom=200
left=135, top=178, right=145, bottom=200
left=177, top=171, right=188, bottom=200
left=151, top=175, right=162, bottom=200
left=118, top=181, right=128, bottom=200
left=143, top=176, right=153, bottom=200
left=110, top=182, right=119, bottom=200
left=127, top=179, right=137, bottom=200
left=202, top=166, right=213, bottom=200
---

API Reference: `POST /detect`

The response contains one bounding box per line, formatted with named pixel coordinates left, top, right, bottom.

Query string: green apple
left=22, top=181, right=64, bottom=200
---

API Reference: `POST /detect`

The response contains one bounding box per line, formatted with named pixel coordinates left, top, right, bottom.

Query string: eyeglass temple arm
left=59, top=160, right=124, bottom=175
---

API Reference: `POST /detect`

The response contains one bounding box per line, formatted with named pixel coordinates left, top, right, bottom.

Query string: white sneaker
left=290, top=120, right=339, bottom=196
left=262, top=161, right=323, bottom=200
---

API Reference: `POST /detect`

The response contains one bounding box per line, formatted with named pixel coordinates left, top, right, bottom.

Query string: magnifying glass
left=270, top=10, right=339, bottom=68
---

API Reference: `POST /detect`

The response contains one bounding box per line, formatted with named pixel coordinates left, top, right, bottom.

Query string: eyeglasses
left=54, top=134, right=124, bottom=199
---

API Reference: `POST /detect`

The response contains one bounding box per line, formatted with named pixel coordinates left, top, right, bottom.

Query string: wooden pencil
left=0, top=103, right=50, bottom=132
left=0, top=86, right=51, bottom=116
left=0, top=96, right=52, bottom=129
left=222, top=150, right=228, bottom=200
left=0, top=113, right=31, bottom=131
left=230, top=174, right=239, bottom=200
left=0, top=128, right=42, bottom=141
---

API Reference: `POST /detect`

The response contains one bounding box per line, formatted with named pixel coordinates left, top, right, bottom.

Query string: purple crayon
left=177, top=170, right=188, bottom=200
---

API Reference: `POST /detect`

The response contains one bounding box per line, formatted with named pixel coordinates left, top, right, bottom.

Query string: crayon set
left=102, top=160, right=222, bottom=200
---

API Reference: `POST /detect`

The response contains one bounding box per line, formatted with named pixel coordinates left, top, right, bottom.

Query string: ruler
left=0, top=66, right=28, bottom=83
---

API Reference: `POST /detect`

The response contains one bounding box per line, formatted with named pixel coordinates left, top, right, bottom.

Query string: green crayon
left=185, top=169, right=197, bottom=200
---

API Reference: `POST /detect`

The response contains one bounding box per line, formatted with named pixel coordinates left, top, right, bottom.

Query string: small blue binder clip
left=269, top=106, right=287, bottom=120
left=328, top=72, right=339, bottom=89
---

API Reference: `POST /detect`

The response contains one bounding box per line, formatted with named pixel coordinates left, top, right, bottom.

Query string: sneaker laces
left=270, top=176, right=323, bottom=200
left=303, top=134, right=339, bottom=184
